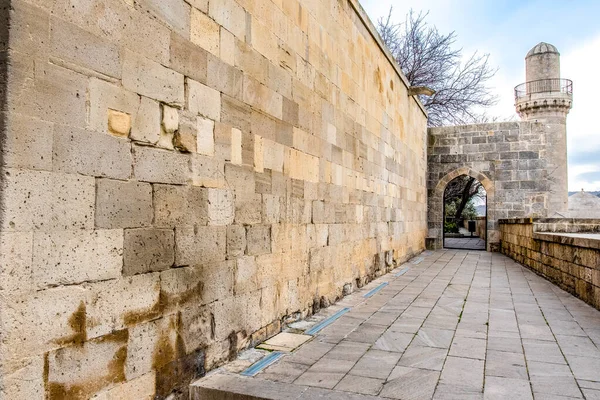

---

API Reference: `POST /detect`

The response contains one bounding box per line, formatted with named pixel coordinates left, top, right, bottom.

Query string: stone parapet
left=499, top=218, right=600, bottom=310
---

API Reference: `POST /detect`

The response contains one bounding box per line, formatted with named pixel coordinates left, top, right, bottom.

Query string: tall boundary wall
left=0, top=0, right=428, bottom=398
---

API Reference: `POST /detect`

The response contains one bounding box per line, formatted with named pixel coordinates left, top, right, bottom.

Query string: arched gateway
left=426, top=42, right=573, bottom=251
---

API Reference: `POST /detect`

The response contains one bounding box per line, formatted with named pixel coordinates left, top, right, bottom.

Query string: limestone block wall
left=0, top=0, right=428, bottom=398
left=427, top=121, right=559, bottom=250
left=500, top=219, right=600, bottom=310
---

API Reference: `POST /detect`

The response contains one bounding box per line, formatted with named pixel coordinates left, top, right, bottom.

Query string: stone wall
left=427, top=121, right=561, bottom=250
left=500, top=218, right=600, bottom=310
left=0, top=0, right=427, bottom=398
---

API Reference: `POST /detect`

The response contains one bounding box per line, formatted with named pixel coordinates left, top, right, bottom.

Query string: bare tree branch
left=378, top=8, right=499, bottom=126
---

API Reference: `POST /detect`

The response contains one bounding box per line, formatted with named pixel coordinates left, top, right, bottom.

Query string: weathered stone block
left=92, top=372, right=155, bottom=400
left=0, top=356, right=45, bottom=400
left=187, top=78, right=221, bottom=120
left=0, top=231, right=33, bottom=297
left=123, top=50, right=184, bottom=106
left=207, top=188, right=235, bottom=225
left=33, top=229, right=123, bottom=289
left=175, top=111, right=198, bottom=153
left=123, top=228, right=175, bottom=276
left=207, top=54, right=243, bottom=100
left=153, top=184, right=208, bottom=227
left=262, top=194, right=281, bottom=223
left=10, top=61, right=87, bottom=127
left=160, top=261, right=234, bottom=307
left=208, top=0, right=246, bottom=40
left=46, top=330, right=128, bottom=399
left=133, top=145, right=189, bottom=184
left=190, top=7, right=220, bottom=56
left=221, top=95, right=251, bottom=132
left=85, top=273, right=160, bottom=339
left=131, top=97, right=161, bottom=144
left=234, top=256, right=260, bottom=294
left=53, top=126, right=132, bottom=179
left=231, top=127, right=243, bottom=165
left=175, top=225, right=226, bottom=266
left=137, top=0, right=190, bottom=38
left=95, top=179, right=152, bottom=229
left=1, top=169, right=95, bottom=231
left=197, top=117, right=215, bottom=156
left=88, top=78, right=139, bottom=135
left=1, top=285, right=87, bottom=363
left=191, top=153, right=225, bottom=188
left=227, top=225, right=246, bottom=258
left=246, top=225, right=271, bottom=256
left=170, top=31, right=208, bottom=84
left=2, top=113, right=53, bottom=171
left=243, top=75, right=283, bottom=120
left=220, top=27, right=235, bottom=65
left=49, top=16, right=120, bottom=78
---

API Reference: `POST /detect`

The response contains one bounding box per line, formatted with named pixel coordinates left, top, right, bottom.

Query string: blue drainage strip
left=411, top=257, right=424, bottom=265
left=240, top=352, right=285, bottom=376
left=395, top=267, right=410, bottom=277
left=305, top=307, right=351, bottom=335
left=363, top=282, right=389, bottom=298
left=422, top=250, right=433, bottom=256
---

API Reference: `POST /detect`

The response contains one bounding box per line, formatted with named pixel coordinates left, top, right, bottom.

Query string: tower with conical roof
left=514, top=42, right=573, bottom=214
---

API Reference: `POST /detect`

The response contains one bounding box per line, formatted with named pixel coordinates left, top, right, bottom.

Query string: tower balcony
left=515, top=78, right=573, bottom=119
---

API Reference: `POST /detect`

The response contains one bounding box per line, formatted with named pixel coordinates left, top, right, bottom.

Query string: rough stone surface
left=0, top=0, right=432, bottom=398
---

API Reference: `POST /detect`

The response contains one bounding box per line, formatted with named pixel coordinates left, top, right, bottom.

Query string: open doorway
left=443, top=175, right=487, bottom=250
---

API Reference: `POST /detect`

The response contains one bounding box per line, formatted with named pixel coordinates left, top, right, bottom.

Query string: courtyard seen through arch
left=443, top=174, right=487, bottom=251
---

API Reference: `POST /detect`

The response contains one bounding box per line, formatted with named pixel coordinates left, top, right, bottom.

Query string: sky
left=360, top=0, right=600, bottom=191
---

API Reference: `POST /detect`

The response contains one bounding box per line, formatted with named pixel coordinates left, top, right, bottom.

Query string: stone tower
left=515, top=42, right=573, bottom=214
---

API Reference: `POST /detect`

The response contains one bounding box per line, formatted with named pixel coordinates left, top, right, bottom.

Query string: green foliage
left=462, top=200, right=478, bottom=220
left=444, top=221, right=458, bottom=233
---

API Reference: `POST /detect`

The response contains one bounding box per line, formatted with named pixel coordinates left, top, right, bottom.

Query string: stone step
left=190, top=372, right=380, bottom=400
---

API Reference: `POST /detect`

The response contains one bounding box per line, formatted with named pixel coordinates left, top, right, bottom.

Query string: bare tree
left=378, top=9, right=498, bottom=126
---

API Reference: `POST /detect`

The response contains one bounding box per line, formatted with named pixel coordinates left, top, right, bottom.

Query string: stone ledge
left=532, top=232, right=600, bottom=251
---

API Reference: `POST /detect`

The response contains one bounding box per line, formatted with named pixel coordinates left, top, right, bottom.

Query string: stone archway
left=427, top=167, right=497, bottom=251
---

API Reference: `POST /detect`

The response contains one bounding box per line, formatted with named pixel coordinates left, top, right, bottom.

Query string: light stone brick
left=234, top=255, right=259, bottom=294
left=49, top=16, right=121, bottom=78
left=85, top=273, right=160, bottom=339
left=208, top=0, right=246, bottom=40
left=263, top=137, right=285, bottom=172
left=191, top=153, right=226, bottom=188
left=2, top=113, right=53, bottom=171
left=133, top=145, right=189, bottom=184
left=91, top=372, right=155, bottom=400
left=131, top=97, right=161, bottom=144
left=170, top=31, right=208, bottom=84
left=243, top=75, right=283, bottom=119
left=220, top=27, right=235, bottom=65
left=246, top=225, right=271, bottom=256
left=227, top=225, right=247, bottom=258
left=207, top=55, right=244, bottom=100
left=123, top=50, right=185, bottom=106
left=262, top=194, right=281, bottom=224
left=197, top=117, right=216, bottom=156
left=175, top=225, right=226, bottom=266
left=187, top=78, right=222, bottom=121
left=32, top=229, right=122, bottom=289
left=153, top=184, right=208, bottom=227
left=2, top=286, right=87, bottom=363
left=187, top=0, right=208, bottom=12
left=207, top=188, right=235, bottom=225
left=1, top=169, right=95, bottom=231
left=107, top=109, right=131, bottom=137
left=0, top=357, right=44, bottom=400
left=190, top=8, right=220, bottom=56
left=123, top=228, right=174, bottom=276
left=88, top=78, right=139, bottom=135
left=46, top=330, right=129, bottom=399
left=0, top=232, right=34, bottom=297
left=162, top=104, right=179, bottom=133
left=137, top=0, right=190, bottom=38
left=10, top=60, right=88, bottom=127
left=95, top=179, right=152, bottom=229
left=231, top=127, right=243, bottom=165
left=175, top=111, right=198, bottom=153
left=53, top=126, right=132, bottom=179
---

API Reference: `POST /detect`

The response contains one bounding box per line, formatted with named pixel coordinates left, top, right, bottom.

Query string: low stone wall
left=499, top=218, right=600, bottom=310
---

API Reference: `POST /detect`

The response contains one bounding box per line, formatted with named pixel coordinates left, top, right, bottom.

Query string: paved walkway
left=444, top=237, right=486, bottom=250
left=193, top=250, right=600, bottom=400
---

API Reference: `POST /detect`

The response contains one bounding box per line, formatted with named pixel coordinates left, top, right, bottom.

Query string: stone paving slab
left=191, top=249, right=600, bottom=399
